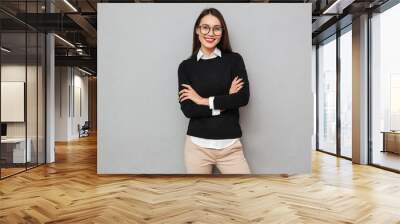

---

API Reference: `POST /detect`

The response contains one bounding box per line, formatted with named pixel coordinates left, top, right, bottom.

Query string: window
left=371, top=3, right=400, bottom=171
left=340, top=28, right=352, bottom=158
left=318, top=36, right=337, bottom=154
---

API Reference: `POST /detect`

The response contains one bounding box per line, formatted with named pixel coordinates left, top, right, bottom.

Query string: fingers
left=230, top=77, right=245, bottom=94
left=232, top=85, right=243, bottom=94
left=236, top=80, right=244, bottom=86
left=178, top=89, right=189, bottom=95
left=232, top=76, right=238, bottom=83
left=179, top=85, right=192, bottom=98
left=179, top=92, right=190, bottom=102
left=180, top=84, right=197, bottom=99
left=231, top=77, right=244, bottom=94
left=232, top=78, right=244, bottom=89
left=233, top=80, right=244, bottom=88
left=179, top=91, right=189, bottom=98
left=181, top=84, right=192, bottom=90
left=180, top=96, right=190, bottom=102
left=231, top=76, right=243, bottom=85
left=231, top=76, right=237, bottom=85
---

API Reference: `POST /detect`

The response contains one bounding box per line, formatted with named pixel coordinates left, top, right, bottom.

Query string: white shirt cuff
left=212, top=109, right=221, bottom=116
left=209, top=96, right=220, bottom=116
left=208, top=96, right=215, bottom=109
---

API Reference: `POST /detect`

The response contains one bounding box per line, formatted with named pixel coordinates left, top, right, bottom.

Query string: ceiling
left=0, top=0, right=392, bottom=75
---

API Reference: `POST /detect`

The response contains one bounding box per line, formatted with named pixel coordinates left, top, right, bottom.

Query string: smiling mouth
left=204, top=37, right=215, bottom=43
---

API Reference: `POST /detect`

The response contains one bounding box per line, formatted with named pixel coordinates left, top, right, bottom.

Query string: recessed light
left=54, top=34, right=75, bottom=48
left=322, top=0, right=347, bottom=15
left=1, top=47, right=11, bottom=53
left=78, top=67, right=93, bottom=76
left=63, top=0, right=78, bottom=12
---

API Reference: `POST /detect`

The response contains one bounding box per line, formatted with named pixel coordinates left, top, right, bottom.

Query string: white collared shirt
left=189, top=47, right=238, bottom=150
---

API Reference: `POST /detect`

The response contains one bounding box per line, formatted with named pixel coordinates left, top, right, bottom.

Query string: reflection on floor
left=0, top=167, right=25, bottom=178
left=0, top=162, right=42, bottom=179
left=373, top=150, right=400, bottom=170
left=341, top=147, right=352, bottom=158
left=0, top=134, right=400, bottom=223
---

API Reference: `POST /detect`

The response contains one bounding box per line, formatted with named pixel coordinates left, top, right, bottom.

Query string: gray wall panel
left=98, top=3, right=312, bottom=174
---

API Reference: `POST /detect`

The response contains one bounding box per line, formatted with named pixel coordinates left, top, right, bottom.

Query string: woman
left=178, top=8, right=251, bottom=174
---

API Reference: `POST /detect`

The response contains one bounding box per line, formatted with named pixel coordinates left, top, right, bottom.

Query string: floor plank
left=1, top=133, right=400, bottom=224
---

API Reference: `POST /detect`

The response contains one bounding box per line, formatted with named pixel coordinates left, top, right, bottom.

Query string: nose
left=205, top=30, right=214, bottom=37
left=205, top=33, right=214, bottom=38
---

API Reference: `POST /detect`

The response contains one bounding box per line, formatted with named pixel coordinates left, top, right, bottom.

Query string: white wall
left=72, top=72, right=89, bottom=138
left=55, top=66, right=69, bottom=141
left=55, top=67, right=89, bottom=141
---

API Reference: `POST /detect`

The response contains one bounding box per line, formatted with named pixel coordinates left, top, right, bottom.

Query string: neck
left=200, top=46, right=214, bottom=56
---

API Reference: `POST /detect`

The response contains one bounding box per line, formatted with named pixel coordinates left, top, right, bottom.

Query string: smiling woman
left=98, top=3, right=313, bottom=175
left=177, top=8, right=251, bottom=174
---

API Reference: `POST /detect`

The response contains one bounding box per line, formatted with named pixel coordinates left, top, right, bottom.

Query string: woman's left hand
left=179, top=84, right=208, bottom=106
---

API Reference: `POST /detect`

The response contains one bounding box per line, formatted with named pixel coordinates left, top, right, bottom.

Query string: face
left=196, top=14, right=223, bottom=50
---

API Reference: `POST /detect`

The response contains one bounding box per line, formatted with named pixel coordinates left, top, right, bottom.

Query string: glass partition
left=339, top=28, right=352, bottom=158
left=317, top=35, right=337, bottom=154
left=27, top=31, right=38, bottom=169
left=38, top=32, right=45, bottom=165
left=371, top=3, right=400, bottom=171
left=0, top=1, right=46, bottom=179
left=1, top=31, right=28, bottom=177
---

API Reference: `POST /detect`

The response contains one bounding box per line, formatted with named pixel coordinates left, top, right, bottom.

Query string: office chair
left=79, top=121, right=90, bottom=138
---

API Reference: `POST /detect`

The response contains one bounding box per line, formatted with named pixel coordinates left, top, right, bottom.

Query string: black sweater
left=178, top=51, right=250, bottom=139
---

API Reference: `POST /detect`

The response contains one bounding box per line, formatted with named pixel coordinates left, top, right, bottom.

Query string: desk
left=1, top=138, right=31, bottom=163
left=381, top=131, right=400, bottom=154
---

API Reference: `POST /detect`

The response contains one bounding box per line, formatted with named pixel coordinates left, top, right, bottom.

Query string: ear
left=195, top=27, right=200, bottom=35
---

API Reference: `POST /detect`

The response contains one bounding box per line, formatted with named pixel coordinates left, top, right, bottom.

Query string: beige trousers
left=184, top=135, right=251, bottom=174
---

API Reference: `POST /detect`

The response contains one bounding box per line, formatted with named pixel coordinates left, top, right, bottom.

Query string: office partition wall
left=0, top=1, right=47, bottom=179
left=0, top=31, right=28, bottom=177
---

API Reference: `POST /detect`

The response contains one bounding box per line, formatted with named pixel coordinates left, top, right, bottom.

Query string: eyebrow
left=200, top=24, right=222, bottom=27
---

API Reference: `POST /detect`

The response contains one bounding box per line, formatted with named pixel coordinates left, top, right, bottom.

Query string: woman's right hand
left=229, top=76, right=244, bottom=94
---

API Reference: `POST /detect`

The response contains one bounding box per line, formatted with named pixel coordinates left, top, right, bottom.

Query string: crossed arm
left=212, top=54, right=250, bottom=110
left=178, top=53, right=250, bottom=118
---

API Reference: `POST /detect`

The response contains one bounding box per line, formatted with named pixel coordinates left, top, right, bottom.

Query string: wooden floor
left=372, top=150, right=400, bottom=171
left=1, top=134, right=400, bottom=224
left=0, top=167, right=26, bottom=178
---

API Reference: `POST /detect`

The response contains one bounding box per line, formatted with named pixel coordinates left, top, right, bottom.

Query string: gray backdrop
left=97, top=3, right=313, bottom=174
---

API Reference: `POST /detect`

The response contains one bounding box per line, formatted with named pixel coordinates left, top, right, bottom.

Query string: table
left=381, top=131, right=400, bottom=154
left=1, top=138, right=32, bottom=163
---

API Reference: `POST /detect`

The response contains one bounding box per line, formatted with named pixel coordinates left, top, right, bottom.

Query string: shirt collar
left=196, top=47, right=222, bottom=61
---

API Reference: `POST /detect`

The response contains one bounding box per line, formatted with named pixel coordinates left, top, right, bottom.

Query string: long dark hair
left=192, top=8, right=233, bottom=56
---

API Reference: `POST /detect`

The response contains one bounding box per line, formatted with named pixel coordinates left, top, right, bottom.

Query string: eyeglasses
left=197, top=24, right=224, bottom=36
